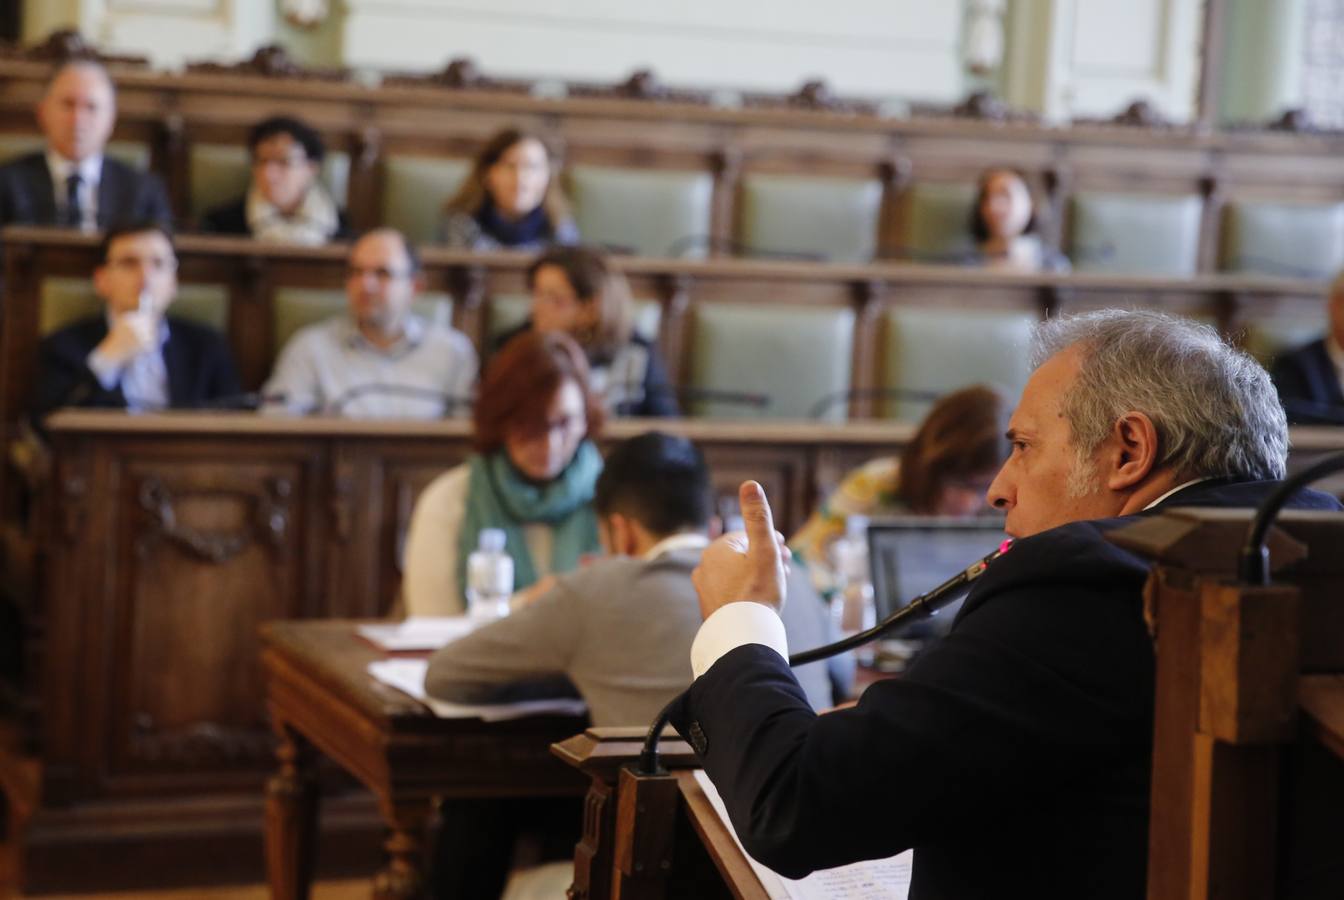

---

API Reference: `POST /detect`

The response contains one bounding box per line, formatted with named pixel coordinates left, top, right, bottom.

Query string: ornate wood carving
left=136, top=476, right=293, bottom=564
left=129, top=718, right=274, bottom=766
left=1267, top=108, right=1317, bottom=134
left=59, top=473, right=87, bottom=545
left=569, top=777, right=615, bottom=900
left=186, top=44, right=348, bottom=82
left=0, top=28, right=146, bottom=66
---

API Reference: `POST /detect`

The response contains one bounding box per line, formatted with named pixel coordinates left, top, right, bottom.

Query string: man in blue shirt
left=33, top=221, right=239, bottom=417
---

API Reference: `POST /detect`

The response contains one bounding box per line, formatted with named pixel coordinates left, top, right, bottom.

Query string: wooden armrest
left=1299, top=674, right=1344, bottom=762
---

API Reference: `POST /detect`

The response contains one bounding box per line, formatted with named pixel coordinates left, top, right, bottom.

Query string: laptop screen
left=867, top=517, right=1009, bottom=624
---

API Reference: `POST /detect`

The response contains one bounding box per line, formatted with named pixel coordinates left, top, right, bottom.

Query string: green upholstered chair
left=0, top=135, right=150, bottom=170
left=896, top=181, right=978, bottom=264
left=271, top=286, right=453, bottom=358
left=1242, top=318, right=1326, bottom=366
left=567, top=165, right=714, bottom=258
left=881, top=307, right=1036, bottom=422
left=39, top=277, right=228, bottom=335
left=1220, top=200, right=1344, bottom=279
left=189, top=143, right=351, bottom=224
left=379, top=155, right=470, bottom=244
left=1067, top=192, right=1203, bottom=275
left=687, top=304, right=855, bottom=420
left=486, top=293, right=663, bottom=345
left=735, top=174, right=883, bottom=262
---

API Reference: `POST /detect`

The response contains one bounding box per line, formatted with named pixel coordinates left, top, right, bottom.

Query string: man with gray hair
left=670, top=310, right=1340, bottom=900
left=0, top=58, right=171, bottom=229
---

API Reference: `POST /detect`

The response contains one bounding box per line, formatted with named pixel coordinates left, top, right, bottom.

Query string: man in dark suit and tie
left=1271, top=274, right=1344, bottom=425
left=675, top=310, right=1342, bottom=900
left=0, top=58, right=171, bottom=230
left=33, top=221, right=239, bottom=418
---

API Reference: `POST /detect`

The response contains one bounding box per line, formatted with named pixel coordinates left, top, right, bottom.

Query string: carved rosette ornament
left=136, top=476, right=293, bottom=563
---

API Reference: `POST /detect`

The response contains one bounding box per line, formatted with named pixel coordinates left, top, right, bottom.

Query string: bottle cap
left=478, top=528, right=506, bottom=553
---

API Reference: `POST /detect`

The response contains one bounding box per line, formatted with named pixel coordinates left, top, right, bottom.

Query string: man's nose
left=986, top=470, right=1012, bottom=511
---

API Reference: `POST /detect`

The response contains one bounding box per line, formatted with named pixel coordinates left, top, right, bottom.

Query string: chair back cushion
left=568, top=165, right=713, bottom=258
left=1220, top=200, right=1344, bottom=279
left=737, top=174, right=883, bottom=262
left=380, top=155, right=470, bottom=244
left=40, top=278, right=228, bottom=335
left=896, top=181, right=978, bottom=263
left=881, top=306, right=1035, bottom=421
left=1068, top=192, right=1202, bottom=275
left=688, top=304, right=854, bottom=420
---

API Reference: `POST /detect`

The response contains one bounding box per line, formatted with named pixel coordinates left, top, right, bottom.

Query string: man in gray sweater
left=424, top=431, right=848, bottom=727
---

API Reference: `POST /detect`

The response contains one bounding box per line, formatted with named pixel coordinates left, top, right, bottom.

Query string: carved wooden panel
left=108, top=459, right=309, bottom=779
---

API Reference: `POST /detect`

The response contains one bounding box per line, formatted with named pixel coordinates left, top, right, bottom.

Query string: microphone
left=1238, top=449, right=1344, bottom=585
left=198, top=390, right=291, bottom=411
left=323, top=383, right=475, bottom=416
left=806, top=387, right=945, bottom=420
left=608, top=383, right=771, bottom=416
left=636, top=539, right=1014, bottom=775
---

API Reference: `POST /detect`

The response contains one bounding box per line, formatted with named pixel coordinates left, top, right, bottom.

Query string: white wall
left=339, top=0, right=970, bottom=101
left=23, top=0, right=276, bottom=69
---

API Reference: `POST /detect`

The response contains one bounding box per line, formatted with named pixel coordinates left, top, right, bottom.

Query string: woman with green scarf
left=403, top=331, right=605, bottom=614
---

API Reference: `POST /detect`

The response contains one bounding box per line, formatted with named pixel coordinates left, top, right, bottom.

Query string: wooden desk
left=260, top=620, right=589, bottom=900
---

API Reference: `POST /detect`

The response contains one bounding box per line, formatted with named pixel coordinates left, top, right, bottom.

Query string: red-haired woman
left=402, top=331, right=604, bottom=614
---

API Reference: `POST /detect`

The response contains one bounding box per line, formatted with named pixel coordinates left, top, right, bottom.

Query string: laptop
left=866, top=516, right=1009, bottom=629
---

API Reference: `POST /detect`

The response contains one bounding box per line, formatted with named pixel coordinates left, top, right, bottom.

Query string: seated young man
left=425, top=430, right=848, bottom=725
left=424, top=431, right=848, bottom=900
left=32, top=221, right=240, bottom=418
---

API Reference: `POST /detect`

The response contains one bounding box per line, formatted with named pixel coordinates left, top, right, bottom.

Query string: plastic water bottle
left=830, top=515, right=876, bottom=665
left=466, top=528, right=514, bottom=622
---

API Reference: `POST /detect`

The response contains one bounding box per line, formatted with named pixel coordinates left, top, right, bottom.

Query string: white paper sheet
left=367, top=658, right=587, bottom=721
left=356, top=616, right=478, bottom=652
left=692, top=769, right=911, bottom=900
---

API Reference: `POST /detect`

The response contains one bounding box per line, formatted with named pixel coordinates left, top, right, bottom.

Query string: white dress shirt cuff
left=690, top=601, right=789, bottom=678
left=85, top=348, right=122, bottom=391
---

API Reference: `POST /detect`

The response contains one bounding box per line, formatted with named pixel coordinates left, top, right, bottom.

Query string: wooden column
left=1196, top=0, right=1230, bottom=132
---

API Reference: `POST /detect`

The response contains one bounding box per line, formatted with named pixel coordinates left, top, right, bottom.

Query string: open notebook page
left=693, top=769, right=911, bottom=900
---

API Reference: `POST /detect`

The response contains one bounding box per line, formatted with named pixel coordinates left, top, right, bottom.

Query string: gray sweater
left=424, top=547, right=848, bottom=727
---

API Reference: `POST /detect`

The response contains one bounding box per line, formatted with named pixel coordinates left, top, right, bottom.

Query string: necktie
left=65, top=173, right=83, bottom=228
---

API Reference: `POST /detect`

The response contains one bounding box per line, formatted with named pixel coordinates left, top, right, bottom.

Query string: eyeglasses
left=253, top=153, right=310, bottom=170
left=512, top=413, right=586, bottom=442
left=105, top=256, right=177, bottom=273
left=346, top=265, right=411, bottom=282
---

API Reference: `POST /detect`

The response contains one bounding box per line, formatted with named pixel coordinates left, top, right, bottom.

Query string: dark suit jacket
left=0, top=151, right=172, bottom=229
left=671, top=479, right=1343, bottom=900
left=1271, top=339, right=1344, bottom=425
left=198, top=196, right=350, bottom=239
left=33, top=315, right=240, bottom=418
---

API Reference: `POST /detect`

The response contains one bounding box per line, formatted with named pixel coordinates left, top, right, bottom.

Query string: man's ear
left=91, top=265, right=110, bottom=303
left=1103, top=411, right=1160, bottom=491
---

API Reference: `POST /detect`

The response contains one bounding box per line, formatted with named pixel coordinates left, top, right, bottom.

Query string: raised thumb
left=738, top=480, right=777, bottom=557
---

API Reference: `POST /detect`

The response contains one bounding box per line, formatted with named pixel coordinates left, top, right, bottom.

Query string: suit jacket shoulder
left=0, top=152, right=56, bottom=225
left=98, top=156, right=173, bottom=229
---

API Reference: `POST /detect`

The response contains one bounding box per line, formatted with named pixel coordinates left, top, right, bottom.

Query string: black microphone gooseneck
left=637, top=538, right=1014, bottom=775
left=1238, top=451, right=1344, bottom=585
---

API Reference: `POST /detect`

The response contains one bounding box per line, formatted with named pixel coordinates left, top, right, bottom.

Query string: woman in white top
left=402, top=331, right=605, bottom=614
